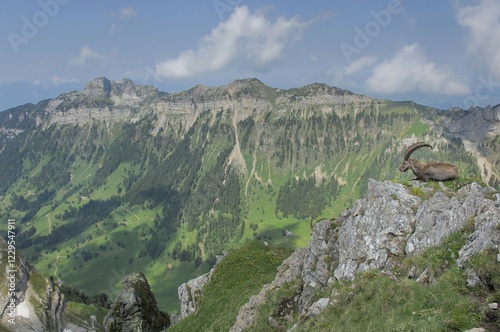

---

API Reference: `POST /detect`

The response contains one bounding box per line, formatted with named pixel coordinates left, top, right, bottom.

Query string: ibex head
left=399, top=142, right=432, bottom=172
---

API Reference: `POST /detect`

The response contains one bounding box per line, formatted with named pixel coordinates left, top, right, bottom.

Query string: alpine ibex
left=399, top=142, right=458, bottom=181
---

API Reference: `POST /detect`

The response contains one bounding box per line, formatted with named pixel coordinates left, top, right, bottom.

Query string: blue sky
left=1, top=0, right=500, bottom=110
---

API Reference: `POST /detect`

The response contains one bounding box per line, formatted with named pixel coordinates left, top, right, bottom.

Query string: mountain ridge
left=0, top=77, right=376, bottom=130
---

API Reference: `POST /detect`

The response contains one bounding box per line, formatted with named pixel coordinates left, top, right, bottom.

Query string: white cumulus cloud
left=69, top=46, right=113, bottom=66
left=51, top=76, right=81, bottom=85
left=345, top=56, right=378, bottom=75
left=110, top=6, right=138, bottom=20
left=156, top=5, right=305, bottom=79
left=366, top=43, right=470, bottom=95
left=455, top=0, right=500, bottom=79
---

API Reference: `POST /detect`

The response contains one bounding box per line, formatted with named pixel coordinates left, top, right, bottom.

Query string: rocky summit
left=103, top=272, right=170, bottom=332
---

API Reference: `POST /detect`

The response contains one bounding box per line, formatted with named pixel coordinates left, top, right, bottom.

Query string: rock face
left=443, top=104, right=500, bottom=142
left=103, top=272, right=170, bottom=332
left=83, top=77, right=112, bottom=99
left=178, top=272, right=211, bottom=320
left=41, top=280, right=66, bottom=332
left=438, top=104, right=500, bottom=184
left=0, top=238, right=66, bottom=331
left=178, top=254, right=226, bottom=320
left=229, top=179, right=500, bottom=331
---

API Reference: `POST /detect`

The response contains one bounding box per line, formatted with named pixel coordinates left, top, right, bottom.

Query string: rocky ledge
left=224, top=179, right=500, bottom=331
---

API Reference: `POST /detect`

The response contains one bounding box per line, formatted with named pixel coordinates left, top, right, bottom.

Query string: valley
left=0, top=77, right=497, bottom=318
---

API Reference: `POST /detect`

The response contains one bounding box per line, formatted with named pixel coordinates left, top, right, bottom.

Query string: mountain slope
left=176, top=179, right=500, bottom=332
left=0, top=77, right=497, bottom=316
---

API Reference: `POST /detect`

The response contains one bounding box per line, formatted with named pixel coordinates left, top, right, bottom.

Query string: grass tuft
left=300, top=269, right=479, bottom=332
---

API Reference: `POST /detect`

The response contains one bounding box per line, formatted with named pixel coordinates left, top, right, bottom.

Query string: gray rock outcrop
left=178, top=272, right=211, bottom=319
left=0, top=238, right=67, bottom=332
left=83, top=77, right=112, bottom=99
left=443, top=104, right=500, bottom=142
left=103, top=272, right=170, bottom=332
left=178, top=254, right=226, bottom=320
left=229, top=179, right=500, bottom=331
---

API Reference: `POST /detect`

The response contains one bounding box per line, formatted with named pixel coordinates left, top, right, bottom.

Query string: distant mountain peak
left=79, top=77, right=159, bottom=102
left=224, top=77, right=277, bottom=100
left=83, top=76, right=112, bottom=98
left=292, top=82, right=355, bottom=97
left=228, top=77, right=266, bottom=86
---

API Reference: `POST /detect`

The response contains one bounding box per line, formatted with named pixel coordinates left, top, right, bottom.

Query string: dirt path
left=53, top=255, right=64, bottom=278
left=96, top=223, right=123, bottom=250
left=273, top=236, right=289, bottom=246
left=127, top=209, right=140, bottom=225
left=47, top=214, right=52, bottom=234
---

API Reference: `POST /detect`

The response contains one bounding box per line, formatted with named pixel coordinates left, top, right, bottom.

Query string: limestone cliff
left=9, top=77, right=375, bottom=133
left=433, top=104, right=500, bottom=184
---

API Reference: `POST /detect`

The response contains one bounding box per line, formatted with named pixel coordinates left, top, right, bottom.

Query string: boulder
left=103, top=272, right=170, bottom=332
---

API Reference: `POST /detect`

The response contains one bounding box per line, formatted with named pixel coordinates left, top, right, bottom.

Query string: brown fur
left=399, top=143, right=458, bottom=182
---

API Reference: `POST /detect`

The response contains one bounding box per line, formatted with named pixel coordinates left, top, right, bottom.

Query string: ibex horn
left=403, top=142, right=432, bottom=161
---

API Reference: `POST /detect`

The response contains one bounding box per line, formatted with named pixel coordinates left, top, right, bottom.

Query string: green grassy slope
left=170, top=241, right=293, bottom=332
